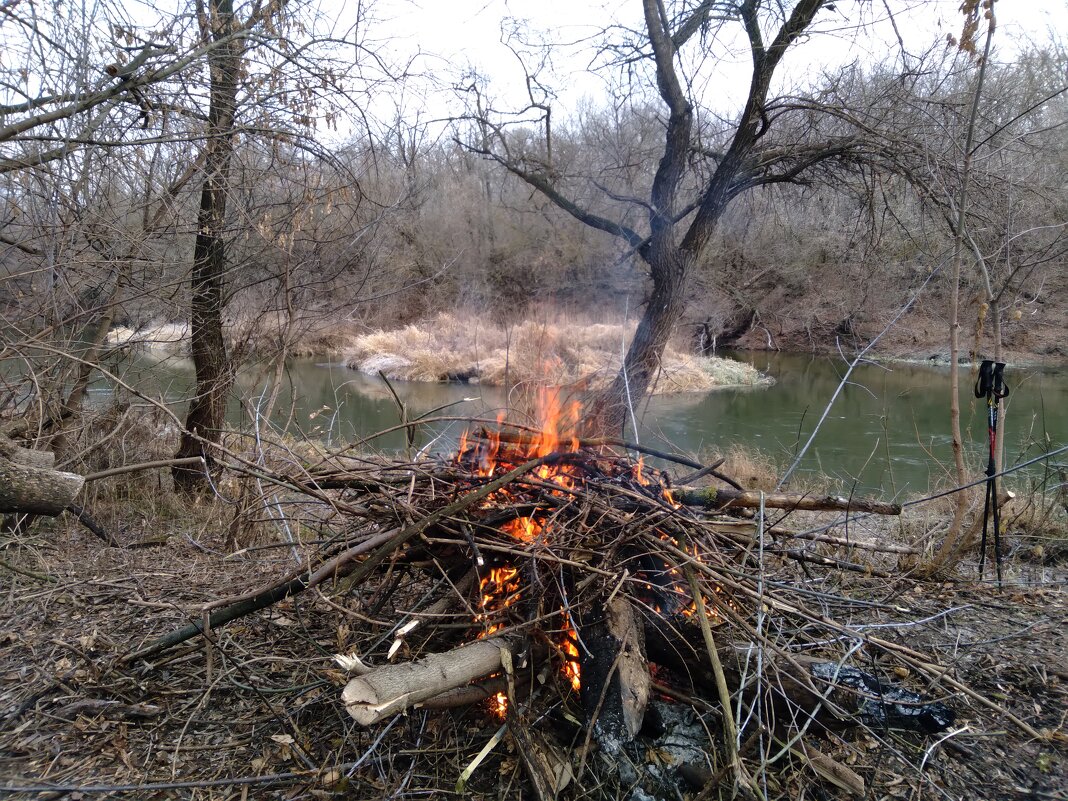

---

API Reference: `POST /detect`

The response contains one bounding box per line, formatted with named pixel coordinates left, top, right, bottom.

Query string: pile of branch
left=125, top=423, right=953, bottom=799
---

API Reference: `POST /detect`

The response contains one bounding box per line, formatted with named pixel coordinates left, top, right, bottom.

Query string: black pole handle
left=974, top=360, right=1009, bottom=399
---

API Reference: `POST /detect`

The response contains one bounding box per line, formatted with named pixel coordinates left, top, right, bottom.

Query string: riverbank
left=342, top=314, right=771, bottom=393
left=721, top=306, right=1068, bottom=366
left=106, top=299, right=1068, bottom=384
left=107, top=313, right=773, bottom=394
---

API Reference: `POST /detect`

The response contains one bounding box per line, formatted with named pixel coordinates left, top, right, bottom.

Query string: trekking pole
left=973, top=360, right=1009, bottom=583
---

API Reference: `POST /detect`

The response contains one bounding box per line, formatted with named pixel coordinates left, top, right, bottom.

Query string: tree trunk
left=584, top=1, right=825, bottom=435
left=591, top=248, right=692, bottom=433
left=173, top=0, right=239, bottom=493
left=927, top=19, right=995, bottom=573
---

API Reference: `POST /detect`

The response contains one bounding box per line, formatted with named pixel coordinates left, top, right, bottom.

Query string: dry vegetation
left=342, top=314, right=771, bottom=393
left=1, top=0, right=1066, bottom=797
left=98, top=313, right=771, bottom=395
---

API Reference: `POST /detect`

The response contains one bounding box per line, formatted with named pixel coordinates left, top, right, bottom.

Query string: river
left=98, top=352, right=1066, bottom=497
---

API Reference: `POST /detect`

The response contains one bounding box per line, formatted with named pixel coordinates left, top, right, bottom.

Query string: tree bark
left=0, top=435, right=56, bottom=469
left=928, top=18, right=996, bottom=573
left=341, top=635, right=525, bottom=726
left=0, top=459, right=84, bottom=516
left=585, top=1, right=827, bottom=433
left=173, top=0, right=240, bottom=493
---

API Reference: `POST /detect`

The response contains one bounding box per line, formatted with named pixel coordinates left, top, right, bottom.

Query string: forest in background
left=2, top=2, right=1065, bottom=381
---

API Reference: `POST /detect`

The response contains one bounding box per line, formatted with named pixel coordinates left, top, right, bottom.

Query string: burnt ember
left=808, top=662, right=955, bottom=734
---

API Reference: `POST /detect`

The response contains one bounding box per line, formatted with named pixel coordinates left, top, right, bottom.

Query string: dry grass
left=712, top=444, right=782, bottom=492
left=342, top=314, right=770, bottom=393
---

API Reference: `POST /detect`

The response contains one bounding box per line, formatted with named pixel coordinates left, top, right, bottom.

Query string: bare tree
left=171, top=0, right=241, bottom=492
left=458, top=0, right=892, bottom=431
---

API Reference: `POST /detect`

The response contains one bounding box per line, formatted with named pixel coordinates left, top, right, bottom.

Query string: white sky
left=349, top=0, right=1066, bottom=124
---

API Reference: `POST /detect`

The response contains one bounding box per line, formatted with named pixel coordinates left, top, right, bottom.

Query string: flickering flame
left=455, top=386, right=589, bottom=718
left=633, top=455, right=650, bottom=486
left=478, top=566, right=522, bottom=719
left=490, top=692, right=508, bottom=718
left=502, top=516, right=541, bottom=542
left=477, top=566, right=521, bottom=635
left=561, top=613, right=581, bottom=693
left=531, top=384, right=581, bottom=457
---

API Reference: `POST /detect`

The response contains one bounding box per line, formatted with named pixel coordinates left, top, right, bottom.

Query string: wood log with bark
left=673, top=486, right=902, bottom=515
left=341, top=635, right=527, bottom=726
left=0, top=435, right=84, bottom=516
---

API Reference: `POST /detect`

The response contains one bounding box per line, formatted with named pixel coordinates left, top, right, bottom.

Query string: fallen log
left=418, top=672, right=532, bottom=711
left=674, top=487, right=901, bottom=515
left=0, top=434, right=56, bottom=469
left=342, top=635, right=525, bottom=726
left=0, top=457, right=84, bottom=516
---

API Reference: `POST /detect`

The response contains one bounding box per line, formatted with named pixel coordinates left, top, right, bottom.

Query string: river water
left=101, top=352, right=1066, bottom=497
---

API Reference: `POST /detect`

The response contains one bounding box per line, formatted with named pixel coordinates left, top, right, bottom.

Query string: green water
left=99, top=352, right=1067, bottom=496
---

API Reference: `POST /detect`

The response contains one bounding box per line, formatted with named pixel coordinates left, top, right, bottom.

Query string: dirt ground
left=1, top=510, right=1065, bottom=801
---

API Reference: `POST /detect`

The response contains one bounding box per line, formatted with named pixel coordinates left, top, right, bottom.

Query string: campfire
left=129, top=387, right=954, bottom=798
left=325, top=389, right=952, bottom=796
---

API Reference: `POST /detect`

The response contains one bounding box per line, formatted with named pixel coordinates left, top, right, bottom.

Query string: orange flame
left=478, top=567, right=522, bottom=718
left=530, top=385, right=581, bottom=457
left=455, top=385, right=588, bottom=716
left=561, top=615, right=581, bottom=693
left=502, top=516, right=541, bottom=542
left=633, top=455, right=650, bottom=486
left=490, top=691, right=508, bottom=718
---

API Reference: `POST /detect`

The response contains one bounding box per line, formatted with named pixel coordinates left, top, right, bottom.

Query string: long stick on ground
left=674, top=487, right=901, bottom=515
left=682, top=557, right=754, bottom=797
left=124, top=453, right=557, bottom=664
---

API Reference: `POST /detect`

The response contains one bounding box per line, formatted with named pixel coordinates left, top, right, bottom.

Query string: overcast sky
left=351, top=0, right=1066, bottom=123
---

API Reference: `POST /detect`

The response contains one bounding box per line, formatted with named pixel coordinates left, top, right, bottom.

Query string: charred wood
left=577, top=595, right=650, bottom=752
left=643, top=619, right=953, bottom=734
